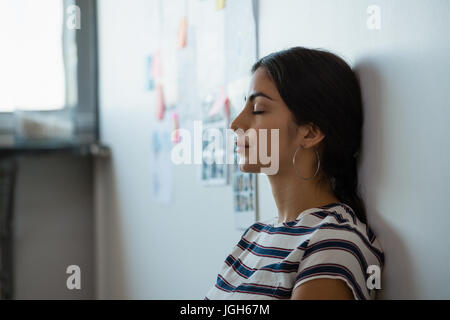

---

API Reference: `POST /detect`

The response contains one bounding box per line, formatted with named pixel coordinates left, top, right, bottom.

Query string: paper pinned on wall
left=151, top=49, right=166, bottom=121
left=177, top=16, right=187, bottom=48
left=207, top=86, right=229, bottom=118
left=216, top=0, right=226, bottom=10
left=151, top=116, right=174, bottom=204
left=156, top=83, right=165, bottom=121
left=172, top=112, right=180, bottom=143
left=146, top=55, right=155, bottom=91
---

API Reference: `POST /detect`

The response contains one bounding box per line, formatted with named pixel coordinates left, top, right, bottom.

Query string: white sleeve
left=293, top=226, right=372, bottom=300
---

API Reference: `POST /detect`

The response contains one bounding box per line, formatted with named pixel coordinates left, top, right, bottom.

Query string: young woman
left=204, top=47, right=385, bottom=300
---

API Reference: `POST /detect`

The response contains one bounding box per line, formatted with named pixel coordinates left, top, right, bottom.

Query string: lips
left=236, top=146, right=248, bottom=154
left=235, top=141, right=248, bottom=148
left=235, top=140, right=248, bottom=154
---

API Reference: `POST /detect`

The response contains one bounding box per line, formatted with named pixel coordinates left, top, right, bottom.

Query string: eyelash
left=252, top=111, right=264, bottom=115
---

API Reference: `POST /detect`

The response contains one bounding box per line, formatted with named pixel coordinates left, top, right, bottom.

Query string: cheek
left=263, top=120, right=293, bottom=158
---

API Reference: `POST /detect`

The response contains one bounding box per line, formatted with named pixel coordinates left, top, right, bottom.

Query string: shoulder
left=293, top=203, right=384, bottom=300
left=297, top=203, right=376, bottom=240
left=241, top=216, right=277, bottom=237
left=295, top=203, right=385, bottom=268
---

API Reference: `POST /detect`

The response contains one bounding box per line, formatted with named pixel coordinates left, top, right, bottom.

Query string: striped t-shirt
left=204, top=202, right=384, bottom=300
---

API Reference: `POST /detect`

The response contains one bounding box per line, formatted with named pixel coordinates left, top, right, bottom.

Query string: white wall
left=95, top=0, right=247, bottom=299
left=96, top=0, right=450, bottom=299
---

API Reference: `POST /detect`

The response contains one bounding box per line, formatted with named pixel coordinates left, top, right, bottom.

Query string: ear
left=301, top=122, right=326, bottom=149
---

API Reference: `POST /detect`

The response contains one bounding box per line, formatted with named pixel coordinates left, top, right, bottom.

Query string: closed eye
left=252, top=111, right=264, bottom=115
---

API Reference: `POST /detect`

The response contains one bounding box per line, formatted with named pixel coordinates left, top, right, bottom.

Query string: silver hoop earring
left=292, top=145, right=320, bottom=180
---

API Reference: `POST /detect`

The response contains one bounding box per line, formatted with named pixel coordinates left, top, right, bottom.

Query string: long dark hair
left=251, top=46, right=367, bottom=224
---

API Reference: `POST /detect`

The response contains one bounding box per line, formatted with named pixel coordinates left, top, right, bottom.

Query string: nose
left=229, top=117, right=240, bottom=147
left=230, top=117, right=239, bottom=144
left=230, top=106, right=247, bottom=132
left=229, top=113, right=240, bottom=132
left=230, top=114, right=249, bottom=148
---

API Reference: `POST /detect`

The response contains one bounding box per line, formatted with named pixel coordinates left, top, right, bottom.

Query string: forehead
left=248, top=67, right=280, bottom=100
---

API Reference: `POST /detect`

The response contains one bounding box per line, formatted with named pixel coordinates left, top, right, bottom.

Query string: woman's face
left=230, top=67, right=301, bottom=175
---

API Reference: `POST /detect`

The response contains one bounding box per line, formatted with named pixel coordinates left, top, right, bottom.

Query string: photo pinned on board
left=198, top=90, right=230, bottom=186
left=232, top=142, right=257, bottom=230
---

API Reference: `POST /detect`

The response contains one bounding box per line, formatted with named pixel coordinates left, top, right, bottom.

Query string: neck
left=267, top=170, right=339, bottom=224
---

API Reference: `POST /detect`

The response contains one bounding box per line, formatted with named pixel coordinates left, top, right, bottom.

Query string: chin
left=237, top=161, right=261, bottom=173
left=238, top=158, right=281, bottom=175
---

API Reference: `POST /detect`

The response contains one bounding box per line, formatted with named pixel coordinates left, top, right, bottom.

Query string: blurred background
left=0, top=0, right=449, bottom=299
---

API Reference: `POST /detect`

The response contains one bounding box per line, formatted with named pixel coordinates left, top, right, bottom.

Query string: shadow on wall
left=353, top=56, right=418, bottom=299
left=95, top=153, right=131, bottom=299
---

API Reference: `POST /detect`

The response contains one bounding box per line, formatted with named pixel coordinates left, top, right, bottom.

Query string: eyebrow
left=245, top=91, right=274, bottom=102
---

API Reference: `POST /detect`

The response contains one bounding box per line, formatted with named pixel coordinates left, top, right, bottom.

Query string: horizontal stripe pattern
left=237, top=237, right=293, bottom=259
left=310, top=211, right=349, bottom=224
left=301, top=238, right=369, bottom=281
left=205, top=202, right=384, bottom=300
left=295, top=263, right=366, bottom=300
left=225, top=254, right=299, bottom=279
